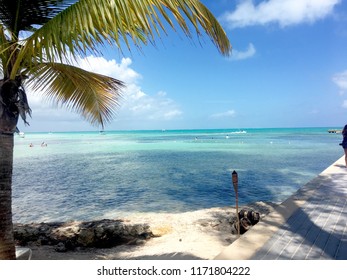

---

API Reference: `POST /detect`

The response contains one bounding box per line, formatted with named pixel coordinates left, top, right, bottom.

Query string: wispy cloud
left=229, top=43, right=256, bottom=61
left=122, top=88, right=183, bottom=121
left=332, top=70, right=347, bottom=95
left=221, top=0, right=341, bottom=29
left=332, top=70, right=347, bottom=109
left=210, top=110, right=236, bottom=119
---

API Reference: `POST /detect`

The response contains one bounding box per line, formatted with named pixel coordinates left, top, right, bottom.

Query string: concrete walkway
left=215, top=156, right=347, bottom=260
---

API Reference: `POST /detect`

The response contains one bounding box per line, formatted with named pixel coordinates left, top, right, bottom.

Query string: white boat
left=19, top=132, right=25, bottom=138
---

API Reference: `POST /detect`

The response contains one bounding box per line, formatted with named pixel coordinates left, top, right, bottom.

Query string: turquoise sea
left=12, top=127, right=343, bottom=223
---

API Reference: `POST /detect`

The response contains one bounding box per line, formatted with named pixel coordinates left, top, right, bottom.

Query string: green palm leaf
left=0, top=25, right=9, bottom=76
left=26, top=62, right=124, bottom=127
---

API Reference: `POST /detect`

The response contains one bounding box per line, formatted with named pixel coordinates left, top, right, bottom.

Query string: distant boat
left=19, top=132, right=25, bottom=138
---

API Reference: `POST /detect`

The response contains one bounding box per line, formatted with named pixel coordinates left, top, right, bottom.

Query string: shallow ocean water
left=12, top=127, right=343, bottom=223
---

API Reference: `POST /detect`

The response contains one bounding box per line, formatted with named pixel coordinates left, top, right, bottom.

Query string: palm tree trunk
left=0, top=133, right=16, bottom=260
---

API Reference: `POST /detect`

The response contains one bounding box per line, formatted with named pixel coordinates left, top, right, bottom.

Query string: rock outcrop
left=14, top=219, right=152, bottom=252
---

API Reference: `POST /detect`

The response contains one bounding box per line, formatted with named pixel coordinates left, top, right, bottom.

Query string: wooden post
left=232, top=170, right=240, bottom=237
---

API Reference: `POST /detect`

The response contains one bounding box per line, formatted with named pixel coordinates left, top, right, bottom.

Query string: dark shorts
left=342, top=141, right=347, bottom=149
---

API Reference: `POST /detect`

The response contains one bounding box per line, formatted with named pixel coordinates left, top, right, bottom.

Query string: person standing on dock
left=341, top=125, right=347, bottom=167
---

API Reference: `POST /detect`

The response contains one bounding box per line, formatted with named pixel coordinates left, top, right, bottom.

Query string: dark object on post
left=239, top=209, right=260, bottom=225
left=233, top=209, right=260, bottom=234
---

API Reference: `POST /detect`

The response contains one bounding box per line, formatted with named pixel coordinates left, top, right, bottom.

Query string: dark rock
left=55, top=242, right=67, bottom=252
left=14, top=219, right=152, bottom=252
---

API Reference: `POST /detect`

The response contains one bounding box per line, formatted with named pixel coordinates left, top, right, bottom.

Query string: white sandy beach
left=27, top=202, right=276, bottom=260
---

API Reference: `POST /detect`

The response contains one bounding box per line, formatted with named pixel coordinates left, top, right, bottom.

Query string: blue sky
left=23, top=0, right=347, bottom=132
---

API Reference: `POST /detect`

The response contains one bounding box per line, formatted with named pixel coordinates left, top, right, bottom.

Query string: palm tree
left=0, top=0, right=231, bottom=259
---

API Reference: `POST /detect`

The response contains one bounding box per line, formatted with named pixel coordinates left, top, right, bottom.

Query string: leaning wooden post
left=232, top=170, right=240, bottom=237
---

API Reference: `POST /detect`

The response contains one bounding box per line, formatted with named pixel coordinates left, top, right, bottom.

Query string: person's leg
left=344, top=148, right=347, bottom=167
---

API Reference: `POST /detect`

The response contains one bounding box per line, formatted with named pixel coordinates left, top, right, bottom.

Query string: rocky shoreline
left=14, top=219, right=152, bottom=252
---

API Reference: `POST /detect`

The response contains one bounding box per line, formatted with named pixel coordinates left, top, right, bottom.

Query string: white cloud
left=164, top=110, right=183, bottom=120
left=210, top=110, right=236, bottom=119
left=121, top=88, right=183, bottom=121
left=76, top=57, right=183, bottom=122
left=342, top=100, right=347, bottom=109
left=229, top=43, right=256, bottom=61
left=332, top=70, right=347, bottom=95
left=25, top=56, right=182, bottom=130
left=76, top=56, right=140, bottom=84
left=221, top=0, right=340, bottom=29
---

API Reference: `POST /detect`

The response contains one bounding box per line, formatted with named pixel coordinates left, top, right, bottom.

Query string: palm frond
left=0, top=25, right=8, bottom=76
left=0, top=0, right=74, bottom=35
left=25, top=62, right=124, bottom=128
left=12, top=0, right=231, bottom=77
left=0, top=25, right=24, bottom=78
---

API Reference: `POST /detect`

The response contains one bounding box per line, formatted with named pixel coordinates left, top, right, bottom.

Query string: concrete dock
left=215, top=156, right=347, bottom=260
